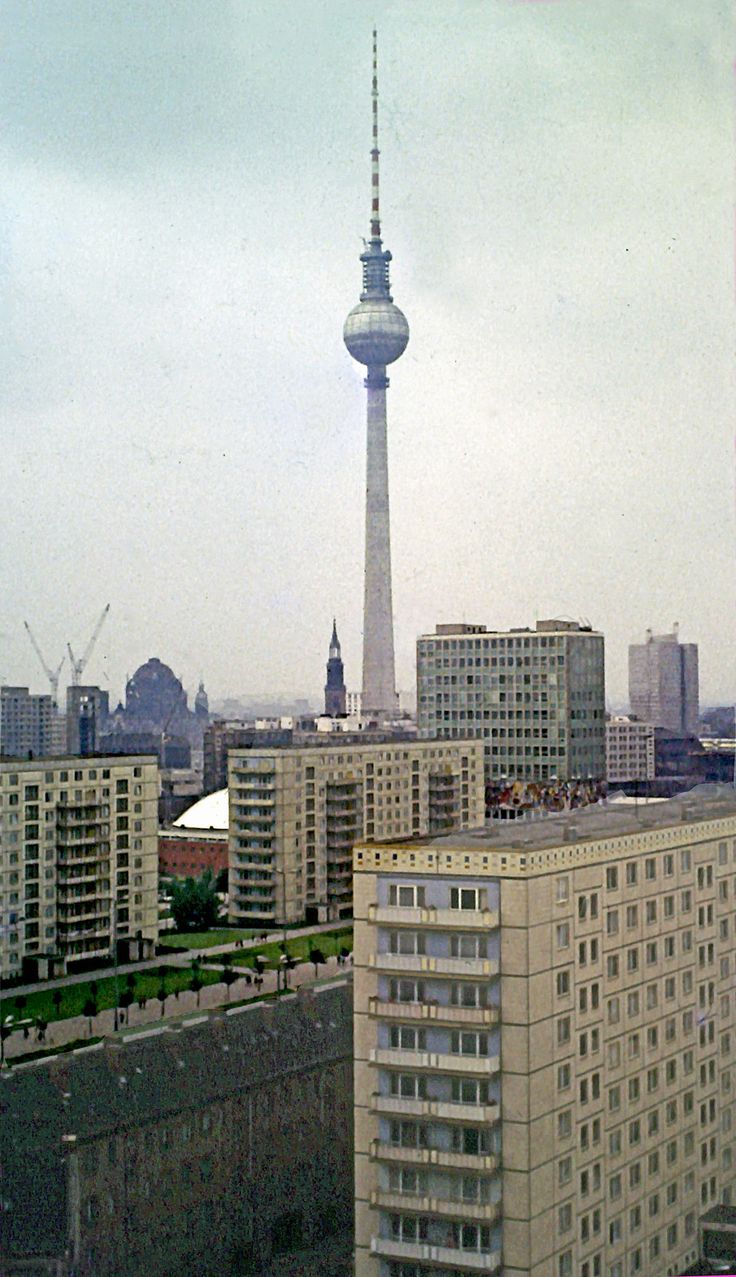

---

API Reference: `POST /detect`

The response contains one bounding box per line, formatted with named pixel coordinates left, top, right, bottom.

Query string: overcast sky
left=2, top=0, right=733, bottom=709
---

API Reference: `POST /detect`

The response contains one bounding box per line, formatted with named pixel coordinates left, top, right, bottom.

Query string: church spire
left=325, top=619, right=347, bottom=716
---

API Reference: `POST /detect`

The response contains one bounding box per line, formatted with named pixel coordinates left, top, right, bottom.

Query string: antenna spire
left=371, top=28, right=380, bottom=241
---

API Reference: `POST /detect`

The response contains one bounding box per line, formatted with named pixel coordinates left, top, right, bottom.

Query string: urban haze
left=3, top=0, right=733, bottom=708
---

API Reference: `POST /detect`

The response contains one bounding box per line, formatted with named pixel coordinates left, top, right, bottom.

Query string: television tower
left=344, top=30, right=409, bottom=723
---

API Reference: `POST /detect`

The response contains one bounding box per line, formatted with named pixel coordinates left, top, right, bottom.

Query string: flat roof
left=362, top=785, right=736, bottom=857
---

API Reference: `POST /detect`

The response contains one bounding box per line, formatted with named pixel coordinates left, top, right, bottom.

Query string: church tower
left=324, top=619, right=347, bottom=716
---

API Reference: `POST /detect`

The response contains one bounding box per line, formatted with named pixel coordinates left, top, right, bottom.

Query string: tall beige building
left=0, top=755, right=159, bottom=980
left=606, top=716, right=655, bottom=785
left=353, top=786, right=736, bottom=1277
left=228, top=740, right=485, bottom=926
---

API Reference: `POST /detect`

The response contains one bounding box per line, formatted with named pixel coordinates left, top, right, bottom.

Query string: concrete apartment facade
left=0, top=685, right=53, bottom=758
left=629, top=629, right=699, bottom=735
left=228, top=740, right=485, bottom=926
left=606, top=716, right=655, bottom=785
left=353, top=786, right=736, bottom=1277
left=416, top=621, right=606, bottom=787
left=0, top=755, right=159, bottom=980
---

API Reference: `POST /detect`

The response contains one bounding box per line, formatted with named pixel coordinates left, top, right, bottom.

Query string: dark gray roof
left=426, top=784, right=736, bottom=853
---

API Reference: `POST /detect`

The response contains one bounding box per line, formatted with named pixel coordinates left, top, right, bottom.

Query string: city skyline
left=3, top=1, right=733, bottom=707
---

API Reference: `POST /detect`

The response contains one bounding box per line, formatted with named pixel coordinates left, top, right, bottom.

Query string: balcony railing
left=370, top=954, right=499, bottom=979
left=371, top=1141, right=499, bottom=1173
left=370, top=1238, right=501, bottom=1272
left=370, top=1048, right=500, bottom=1077
left=369, top=904, right=499, bottom=930
left=370, top=1094, right=500, bottom=1125
left=371, top=1190, right=500, bottom=1224
left=369, top=998, right=499, bottom=1027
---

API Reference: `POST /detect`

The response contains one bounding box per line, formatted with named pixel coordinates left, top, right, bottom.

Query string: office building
left=629, top=627, right=699, bottom=735
left=344, top=33, right=409, bottom=723
left=416, top=620, right=606, bottom=792
left=326, top=619, right=348, bottom=717
left=353, top=785, right=736, bottom=1277
left=0, top=754, right=159, bottom=980
left=606, top=716, right=655, bottom=785
left=228, top=738, right=484, bottom=926
left=0, top=685, right=53, bottom=758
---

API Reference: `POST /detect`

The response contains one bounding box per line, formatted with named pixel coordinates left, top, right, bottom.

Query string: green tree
left=190, top=972, right=203, bottom=1006
left=222, top=954, right=238, bottom=1002
left=308, top=948, right=326, bottom=979
left=157, top=986, right=167, bottom=1018
left=169, top=870, right=220, bottom=933
left=14, top=995, right=26, bottom=1018
left=118, top=990, right=134, bottom=1023
left=51, top=989, right=63, bottom=1019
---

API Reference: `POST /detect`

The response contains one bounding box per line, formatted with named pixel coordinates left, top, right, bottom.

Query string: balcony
left=370, top=1238, right=501, bottom=1272
left=370, top=1094, right=500, bottom=1126
left=370, top=905, right=499, bottom=930
left=370, top=1141, right=499, bottom=1173
left=370, top=1048, right=499, bottom=1077
left=370, top=954, right=498, bottom=979
left=369, top=998, right=499, bottom=1027
left=371, top=1190, right=500, bottom=1224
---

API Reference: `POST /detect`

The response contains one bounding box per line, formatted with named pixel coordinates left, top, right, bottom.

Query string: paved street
left=3, top=953, right=351, bottom=1062
left=2, top=918, right=349, bottom=999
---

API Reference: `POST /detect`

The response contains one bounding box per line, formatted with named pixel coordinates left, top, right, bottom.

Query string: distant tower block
left=344, top=30, right=408, bottom=724
left=324, top=619, right=347, bottom=716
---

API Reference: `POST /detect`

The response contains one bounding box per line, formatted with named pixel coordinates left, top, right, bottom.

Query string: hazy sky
left=3, top=0, right=733, bottom=709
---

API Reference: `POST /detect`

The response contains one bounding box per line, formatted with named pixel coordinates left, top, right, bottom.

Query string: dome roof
left=344, top=299, right=409, bottom=366
left=173, top=789, right=229, bottom=831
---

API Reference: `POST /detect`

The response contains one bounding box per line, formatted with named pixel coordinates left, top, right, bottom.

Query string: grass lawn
left=227, top=926, right=353, bottom=970
left=0, top=966, right=223, bottom=1028
left=158, top=928, right=256, bottom=950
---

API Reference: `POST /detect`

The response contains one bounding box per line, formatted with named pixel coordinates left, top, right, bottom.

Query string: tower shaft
left=362, top=367, right=396, bottom=720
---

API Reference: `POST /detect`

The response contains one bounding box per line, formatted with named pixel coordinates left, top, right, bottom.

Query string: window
left=607, top=955, right=620, bottom=979
left=558, top=1110, right=572, bottom=1139
left=556, top=923, right=570, bottom=949
left=559, top=1203, right=573, bottom=1233
left=389, top=884, right=425, bottom=908
left=450, top=887, right=479, bottom=911
left=626, top=862, right=637, bottom=886
left=558, top=1017, right=571, bottom=1045
left=558, top=1064, right=571, bottom=1092
left=557, top=970, right=571, bottom=997
left=389, top=1026, right=426, bottom=1051
left=606, top=866, right=618, bottom=890
left=451, top=934, right=486, bottom=959
left=556, top=876, right=570, bottom=903
left=607, top=910, right=619, bottom=935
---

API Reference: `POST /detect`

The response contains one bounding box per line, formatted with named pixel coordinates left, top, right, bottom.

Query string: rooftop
left=172, top=788, right=228, bottom=830
left=355, top=785, right=736, bottom=863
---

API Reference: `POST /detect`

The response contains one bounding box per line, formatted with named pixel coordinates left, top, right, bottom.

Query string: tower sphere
left=343, top=299, right=409, bottom=367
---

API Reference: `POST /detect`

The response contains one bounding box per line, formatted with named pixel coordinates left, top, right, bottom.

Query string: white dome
left=173, top=789, right=229, bottom=831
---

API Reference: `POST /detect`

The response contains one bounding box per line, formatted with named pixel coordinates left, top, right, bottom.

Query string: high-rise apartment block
left=0, top=686, right=53, bottom=758
left=629, top=627, right=699, bottom=735
left=228, top=740, right=484, bottom=927
left=606, top=716, right=655, bottom=785
left=353, top=786, right=736, bottom=1277
left=0, top=755, right=159, bottom=980
left=417, top=621, right=605, bottom=785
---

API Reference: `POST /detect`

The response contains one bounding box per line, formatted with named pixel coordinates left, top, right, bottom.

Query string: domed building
left=104, top=657, right=205, bottom=748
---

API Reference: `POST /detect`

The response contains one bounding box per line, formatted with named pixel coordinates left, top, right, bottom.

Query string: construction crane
left=67, top=604, right=110, bottom=686
left=23, top=622, right=65, bottom=708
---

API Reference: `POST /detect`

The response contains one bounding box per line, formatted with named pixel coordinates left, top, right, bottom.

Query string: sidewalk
left=4, top=918, right=350, bottom=999
left=3, top=954, right=351, bottom=1062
